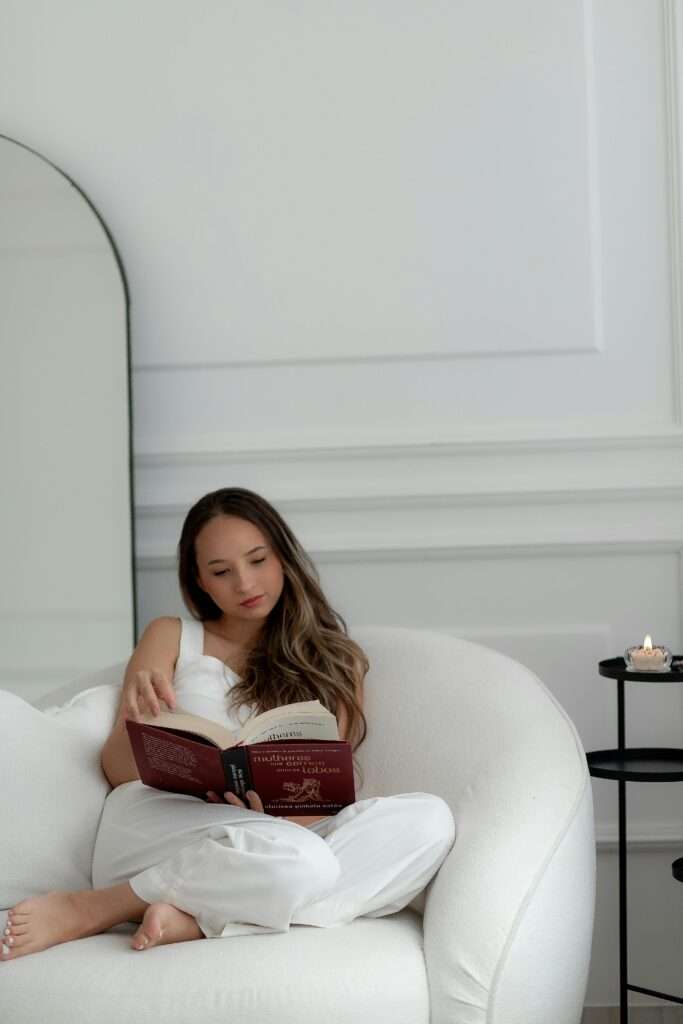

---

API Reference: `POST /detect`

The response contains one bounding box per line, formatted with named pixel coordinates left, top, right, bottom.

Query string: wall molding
left=137, top=486, right=683, bottom=519
left=583, top=0, right=605, bottom=356
left=136, top=538, right=683, bottom=569
left=596, top=821, right=683, bottom=850
left=662, top=0, right=683, bottom=423
left=134, top=426, right=683, bottom=464
left=132, top=3, right=603, bottom=368
left=133, top=346, right=603, bottom=373
left=133, top=429, right=683, bottom=519
left=135, top=490, right=683, bottom=563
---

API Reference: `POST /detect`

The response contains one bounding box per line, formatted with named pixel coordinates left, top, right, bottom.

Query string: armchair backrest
left=352, top=624, right=586, bottom=805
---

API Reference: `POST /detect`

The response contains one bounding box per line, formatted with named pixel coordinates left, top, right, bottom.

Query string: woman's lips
left=240, top=595, right=265, bottom=608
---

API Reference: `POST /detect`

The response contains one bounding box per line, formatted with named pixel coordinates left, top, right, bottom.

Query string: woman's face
left=194, top=515, right=285, bottom=622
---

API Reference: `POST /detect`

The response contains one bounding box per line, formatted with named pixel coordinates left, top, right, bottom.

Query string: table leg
left=618, top=776, right=628, bottom=1023
left=617, top=677, right=628, bottom=1024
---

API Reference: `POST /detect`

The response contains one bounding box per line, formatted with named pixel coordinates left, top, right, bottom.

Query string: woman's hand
left=206, top=789, right=265, bottom=812
left=123, top=668, right=177, bottom=722
left=205, top=790, right=326, bottom=827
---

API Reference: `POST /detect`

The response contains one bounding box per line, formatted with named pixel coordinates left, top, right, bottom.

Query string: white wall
left=3, top=0, right=683, bottom=1008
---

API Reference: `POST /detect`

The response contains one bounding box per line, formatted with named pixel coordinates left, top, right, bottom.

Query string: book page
left=235, top=700, right=336, bottom=742
left=137, top=700, right=338, bottom=749
left=241, top=715, right=340, bottom=744
left=136, top=708, right=235, bottom=749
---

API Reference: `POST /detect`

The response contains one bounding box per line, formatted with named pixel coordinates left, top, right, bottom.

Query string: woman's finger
left=125, top=693, right=142, bottom=721
left=223, top=791, right=244, bottom=806
left=205, top=790, right=265, bottom=813
left=124, top=671, right=148, bottom=720
left=245, top=790, right=264, bottom=813
left=139, top=677, right=161, bottom=716
left=124, top=702, right=139, bottom=722
left=204, top=790, right=245, bottom=806
left=150, top=669, right=176, bottom=711
left=128, top=671, right=153, bottom=717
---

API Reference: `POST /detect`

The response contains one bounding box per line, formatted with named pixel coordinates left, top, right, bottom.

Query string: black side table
left=587, top=657, right=683, bottom=1024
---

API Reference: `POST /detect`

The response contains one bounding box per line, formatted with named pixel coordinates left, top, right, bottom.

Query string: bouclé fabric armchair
left=1, top=626, right=595, bottom=1023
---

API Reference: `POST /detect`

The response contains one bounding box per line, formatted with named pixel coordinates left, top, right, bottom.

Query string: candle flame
left=643, top=634, right=653, bottom=650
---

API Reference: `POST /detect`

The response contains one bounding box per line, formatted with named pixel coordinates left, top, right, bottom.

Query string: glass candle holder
left=624, top=640, right=672, bottom=672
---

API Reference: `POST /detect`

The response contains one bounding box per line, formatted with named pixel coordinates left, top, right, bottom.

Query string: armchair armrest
left=350, top=626, right=596, bottom=1024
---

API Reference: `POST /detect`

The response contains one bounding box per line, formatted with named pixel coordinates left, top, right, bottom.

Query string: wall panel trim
left=663, top=0, right=683, bottom=421
left=135, top=427, right=683, bottom=465
left=137, top=539, right=683, bottom=569
left=137, top=487, right=683, bottom=520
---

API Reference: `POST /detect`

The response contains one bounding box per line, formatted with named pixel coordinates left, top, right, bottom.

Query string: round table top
left=598, top=657, right=683, bottom=683
left=587, top=747, right=683, bottom=781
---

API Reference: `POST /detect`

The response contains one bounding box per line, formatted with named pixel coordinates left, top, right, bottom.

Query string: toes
left=132, top=930, right=153, bottom=950
left=1, top=939, right=33, bottom=960
left=10, top=900, right=33, bottom=915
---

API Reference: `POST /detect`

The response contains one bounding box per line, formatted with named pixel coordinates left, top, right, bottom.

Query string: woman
left=2, top=488, right=455, bottom=960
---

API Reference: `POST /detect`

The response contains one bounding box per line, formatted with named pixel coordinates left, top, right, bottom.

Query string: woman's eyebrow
left=208, top=545, right=267, bottom=566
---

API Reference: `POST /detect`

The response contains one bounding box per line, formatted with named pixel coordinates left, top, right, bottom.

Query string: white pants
left=91, top=782, right=456, bottom=939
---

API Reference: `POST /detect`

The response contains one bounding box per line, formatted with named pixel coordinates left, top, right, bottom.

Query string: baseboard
left=582, top=1008, right=683, bottom=1023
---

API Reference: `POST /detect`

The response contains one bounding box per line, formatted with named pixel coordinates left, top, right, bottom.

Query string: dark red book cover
left=125, top=721, right=355, bottom=816
left=229, top=740, right=355, bottom=815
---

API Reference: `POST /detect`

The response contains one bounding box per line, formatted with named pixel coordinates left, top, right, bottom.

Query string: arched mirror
left=0, top=135, right=136, bottom=702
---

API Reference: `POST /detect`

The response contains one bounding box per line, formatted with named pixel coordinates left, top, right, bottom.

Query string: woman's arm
left=100, top=617, right=181, bottom=789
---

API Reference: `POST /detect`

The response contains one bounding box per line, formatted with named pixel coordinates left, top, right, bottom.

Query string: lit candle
left=625, top=635, right=672, bottom=672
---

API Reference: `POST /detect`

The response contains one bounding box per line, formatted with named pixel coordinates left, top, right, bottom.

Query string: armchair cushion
left=1, top=912, right=430, bottom=1024
left=0, top=690, right=111, bottom=908
left=0, top=663, right=124, bottom=909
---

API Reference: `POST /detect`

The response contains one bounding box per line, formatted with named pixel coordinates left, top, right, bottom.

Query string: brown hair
left=178, top=488, right=368, bottom=785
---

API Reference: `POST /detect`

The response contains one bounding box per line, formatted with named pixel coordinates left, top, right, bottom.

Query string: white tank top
left=172, top=618, right=254, bottom=733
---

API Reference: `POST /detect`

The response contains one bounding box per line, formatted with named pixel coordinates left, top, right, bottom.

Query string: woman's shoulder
left=140, top=616, right=183, bottom=638
left=136, top=616, right=184, bottom=655
left=131, top=617, right=185, bottom=674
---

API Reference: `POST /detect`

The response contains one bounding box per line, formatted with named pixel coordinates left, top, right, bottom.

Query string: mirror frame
left=1, top=132, right=138, bottom=643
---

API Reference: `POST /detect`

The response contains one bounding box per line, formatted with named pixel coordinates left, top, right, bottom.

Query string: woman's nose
left=234, top=569, right=252, bottom=592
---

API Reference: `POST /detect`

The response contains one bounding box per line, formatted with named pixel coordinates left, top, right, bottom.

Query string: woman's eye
left=213, top=558, right=265, bottom=578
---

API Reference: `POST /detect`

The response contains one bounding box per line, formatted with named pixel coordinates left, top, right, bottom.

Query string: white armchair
left=1, top=626, right=595, bottom=1023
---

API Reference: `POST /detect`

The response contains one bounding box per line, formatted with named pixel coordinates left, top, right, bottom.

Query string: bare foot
left=1, top=891, right=107, bottom=961
left=131, top=902, right=204, bottom=951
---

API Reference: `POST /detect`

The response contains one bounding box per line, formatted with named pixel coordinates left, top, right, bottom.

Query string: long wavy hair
left=178, top=488, right=368, bottom=788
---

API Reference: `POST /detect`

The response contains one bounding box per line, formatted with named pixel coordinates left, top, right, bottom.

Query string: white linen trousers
left=91, top=781, right=456, bottom=939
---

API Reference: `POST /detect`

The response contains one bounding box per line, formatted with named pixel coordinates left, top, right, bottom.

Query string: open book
left=125, top=699, right=355, bottom=816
